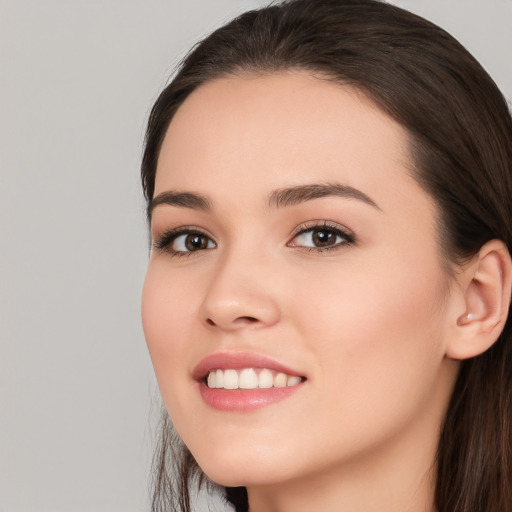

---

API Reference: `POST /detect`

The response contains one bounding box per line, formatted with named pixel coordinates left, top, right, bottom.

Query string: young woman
left=140, top=1, right=512, bottom=511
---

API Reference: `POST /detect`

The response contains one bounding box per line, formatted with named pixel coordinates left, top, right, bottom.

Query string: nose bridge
left=200, top=238, right=281, bottom=330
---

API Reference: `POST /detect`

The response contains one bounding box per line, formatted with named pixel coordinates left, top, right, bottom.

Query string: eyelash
left=153, top=221, right=355, bottom=257
left=153, top=226, right=216, bottom=258
left=288, top=221, right=355, bottom=252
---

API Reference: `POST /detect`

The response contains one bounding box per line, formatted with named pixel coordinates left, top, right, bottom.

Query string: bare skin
left=142, top=72, right=511, bottom=512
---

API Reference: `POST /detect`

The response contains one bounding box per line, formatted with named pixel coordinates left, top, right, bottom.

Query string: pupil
left=186, top=234, right=206, bottom=250
left=313, top=230, right=335, bottom=247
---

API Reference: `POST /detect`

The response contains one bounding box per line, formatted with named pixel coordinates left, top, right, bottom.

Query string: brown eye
left=170, top=232, right=215, bottom=253
left=184, top=234, right=209, bottom=251
left=311, top=230, right=338, bottom=247
left=289, top=224, right=354, bottom=250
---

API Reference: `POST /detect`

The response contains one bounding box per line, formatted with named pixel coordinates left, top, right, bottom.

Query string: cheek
left=141, top=264, right=198, bottom=405
left=290, top=252, right=449, bottom=431
left=293, top=251, right=446, bottom=346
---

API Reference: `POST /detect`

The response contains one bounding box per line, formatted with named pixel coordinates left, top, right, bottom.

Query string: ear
left=446, top=239, right=512, bottom=360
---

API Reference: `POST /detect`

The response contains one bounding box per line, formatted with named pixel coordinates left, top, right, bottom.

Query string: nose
left=199, top=251, right=281, bottom=331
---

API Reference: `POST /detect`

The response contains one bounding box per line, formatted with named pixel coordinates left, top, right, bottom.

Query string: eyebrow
left=268, top=183, right=381, bottom=210
left=148, top=182, right=380, bottom=220
left=148, top=191, right=211, bottom=220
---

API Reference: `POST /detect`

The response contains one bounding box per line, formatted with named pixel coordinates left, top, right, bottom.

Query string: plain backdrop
left=1, top=1, right=511, bottom=511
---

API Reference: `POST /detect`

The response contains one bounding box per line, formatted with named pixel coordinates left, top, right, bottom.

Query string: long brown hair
left=141, top=1, right=512, bottom=510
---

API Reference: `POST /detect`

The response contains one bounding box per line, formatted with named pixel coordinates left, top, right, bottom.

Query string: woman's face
left=142, top=73, right=460, bottom=488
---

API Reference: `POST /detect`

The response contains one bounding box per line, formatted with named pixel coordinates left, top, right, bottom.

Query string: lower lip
left=198, top=382, right=303, bottom=412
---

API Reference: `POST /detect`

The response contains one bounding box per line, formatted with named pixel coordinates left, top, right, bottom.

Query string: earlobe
left=447, top=240, right=512, bottom=360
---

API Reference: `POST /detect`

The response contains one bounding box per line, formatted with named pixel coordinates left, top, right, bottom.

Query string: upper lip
left=192, top=352, right=305, bottom=381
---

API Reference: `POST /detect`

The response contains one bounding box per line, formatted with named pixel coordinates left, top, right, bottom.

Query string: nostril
left=204, top=314, right=266, bottom=329
left=235, top=316, right=259, bottom=323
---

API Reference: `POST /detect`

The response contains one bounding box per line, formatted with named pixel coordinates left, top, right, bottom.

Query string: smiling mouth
left=206, top=368, right=306, bottom=390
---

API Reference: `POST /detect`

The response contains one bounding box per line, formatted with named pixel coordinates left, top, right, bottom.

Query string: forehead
left=155, top=71, right=425, bottom=216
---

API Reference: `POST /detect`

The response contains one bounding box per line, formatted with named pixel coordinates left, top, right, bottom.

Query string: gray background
left=1, top=1, right=511, bottom=511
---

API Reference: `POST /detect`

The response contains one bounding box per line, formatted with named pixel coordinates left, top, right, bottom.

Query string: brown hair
left=141, top=1, right=512, bottom=511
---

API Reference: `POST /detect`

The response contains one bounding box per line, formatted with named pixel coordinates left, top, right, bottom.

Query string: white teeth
left=215, top=369, right=224, bottom=389
left=223, top=369, right=239, bottom=389
left=274, top=372, right=287, bottom=388
left=206, top=368, right=304, bottom=390
left=258, top=368, right=273, bottom=388
left=287, top=375, right=301, bottom=386
left=239, top=368, right=258, bottom=389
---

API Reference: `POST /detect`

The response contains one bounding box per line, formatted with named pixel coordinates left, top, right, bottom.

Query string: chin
left=201, top=467, right=281, bottom=489
left=192, top=446, right=297, bottom=488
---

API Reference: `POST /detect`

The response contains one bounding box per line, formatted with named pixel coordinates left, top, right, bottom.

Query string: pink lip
left=193, top=352, right=306, bottom=412
left=192, top=352, right=304, bottom=380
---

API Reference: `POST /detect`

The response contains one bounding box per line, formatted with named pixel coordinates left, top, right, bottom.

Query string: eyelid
left=152, top=221, right=354, bottom=255
left=153, top=225, right=216, bottom=254
left=287, top=220, right=356, bottom=250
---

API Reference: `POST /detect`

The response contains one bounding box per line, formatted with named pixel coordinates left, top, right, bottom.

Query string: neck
left=247, top=441, right=437, bottom=512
